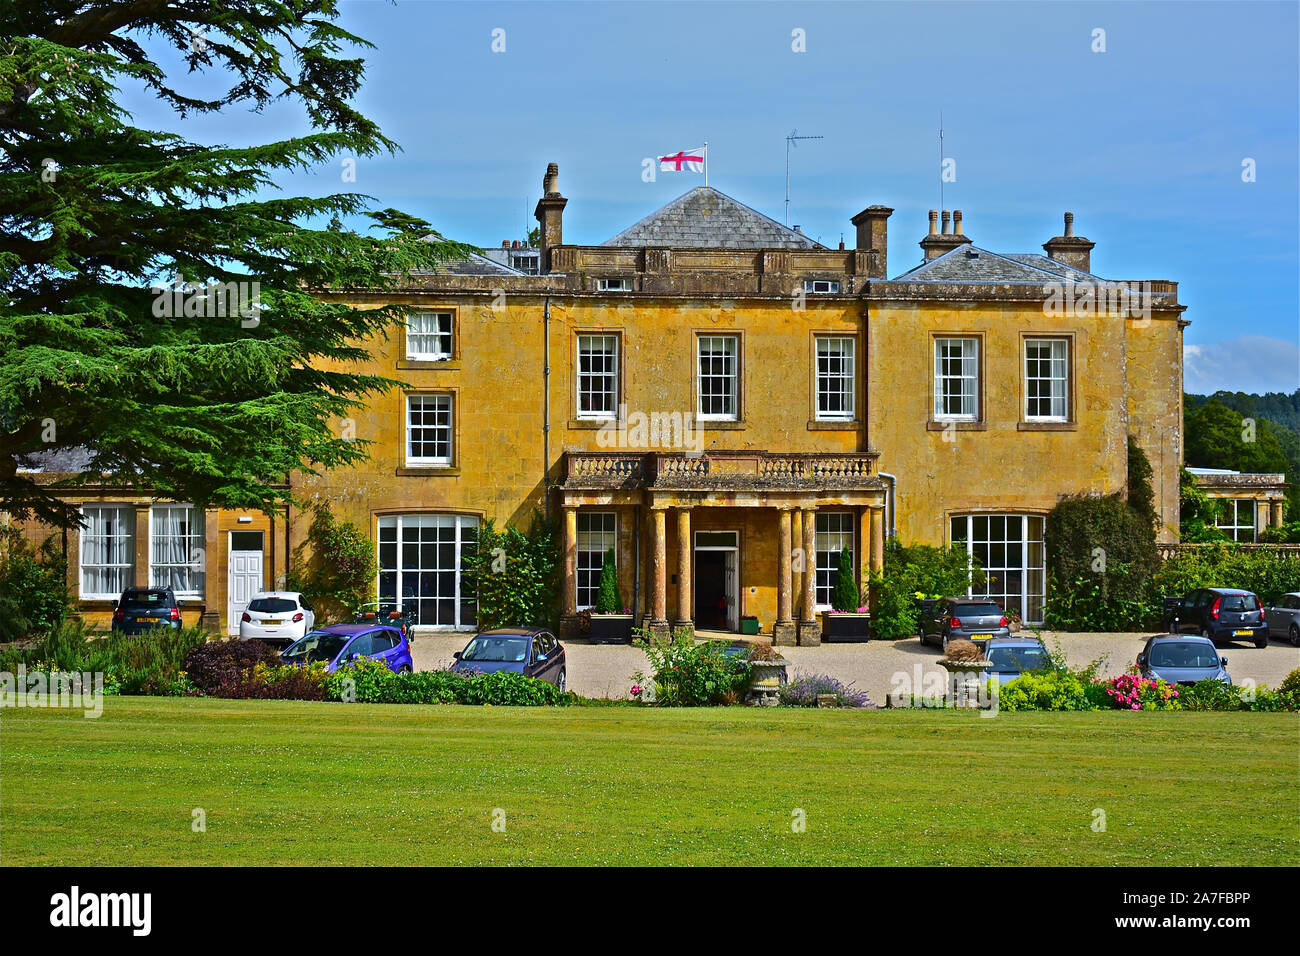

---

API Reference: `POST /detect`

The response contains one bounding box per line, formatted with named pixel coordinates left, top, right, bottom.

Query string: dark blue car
left=450, top=627, right=566, bottom=690
left=1138, top=635, right=1231, bottom=686
left=280, top=623, right=413, bottom=674
left=111, top=587, right=185, bottom=635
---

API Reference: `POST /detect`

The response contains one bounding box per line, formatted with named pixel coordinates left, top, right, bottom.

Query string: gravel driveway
left=410, top=630, right=1300, bottom=703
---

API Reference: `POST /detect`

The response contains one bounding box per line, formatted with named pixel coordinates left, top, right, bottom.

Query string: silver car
left=1263, top=592, right=1300, bottom=647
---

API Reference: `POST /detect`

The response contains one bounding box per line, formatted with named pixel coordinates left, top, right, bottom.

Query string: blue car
left=1137, top=634, right=1231, bottom=686
left=982, top=638, right=1049, bottom=685
left=450, top=627, right=566, bottom=690
left=280, top=623, right=413, bottom=674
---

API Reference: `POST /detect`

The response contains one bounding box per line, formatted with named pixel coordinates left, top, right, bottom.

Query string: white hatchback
left=238, top=591, right=315, bottom=645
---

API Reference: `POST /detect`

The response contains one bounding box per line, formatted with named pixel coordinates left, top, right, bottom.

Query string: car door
left=1183, top=590, right=1206, bottom=633
left=528, top=635, right=547, bottom=680
left=539, top=632, right=560, bottom=683
left=341, top=632, right=373, bottom=666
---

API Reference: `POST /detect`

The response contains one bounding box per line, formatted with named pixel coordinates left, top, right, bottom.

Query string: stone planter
left=589, top=613, right=634, bottom=644
left=938, top=658, right=993, bottom=709
left=746, top=659, right=788, bottom=706
left=820, top=611, right=871, bottom=643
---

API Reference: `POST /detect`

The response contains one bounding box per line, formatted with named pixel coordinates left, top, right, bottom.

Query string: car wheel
left=557, top=668, right=567, bottom=693
left=399, top=665, right=412, bottom=674
left=941, top=634, right=949, bottom=653
left=1255, top=634, right=1269, bottom=649
left=1290, top=625, right=1300, bottom=648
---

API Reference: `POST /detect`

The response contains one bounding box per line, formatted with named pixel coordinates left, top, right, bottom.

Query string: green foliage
left=593, top=548, right=623, bottom=614
left=0, top=5, right=477, bottom=528
left=1127, top=437, right=1158, bottom=529
left=632, top=627, right=752, bottom=706
left=1186, top=390, right=1300, bottom=512
left=868, top=540, right=985, bottom=640
left=461, top=512, right=560, bottom=630
left=1153, top=543, right=1300, bottom=606
left=1178, top=679, right=1246, bottom=712
left=1178, top=467, right=1227, bottom=542
left=323, top=657, right=570, bottom=706
left=1258, top=521, right=1300, bottom=544
left=0, top=525, right=69, bottom=640
left=1044, top=494, right=1158, bottom=631
left=286, top=505, right=375, bottom=622
left=830, top=547, right=860, bottom=612
left=994, top=670, right=1096, bottom=712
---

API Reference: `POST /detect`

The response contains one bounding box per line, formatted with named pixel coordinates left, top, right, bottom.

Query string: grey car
left=981, top=638, right=1050, bottom=685
left=919, top=598, right=1011, bottom=652
left=1137, top=635, right=1231, bottom=686
left=1263, top=592, right=1300, bottom=647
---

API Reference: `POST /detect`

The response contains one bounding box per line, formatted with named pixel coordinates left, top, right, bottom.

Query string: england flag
left=659, top=147, right=705, bottom=173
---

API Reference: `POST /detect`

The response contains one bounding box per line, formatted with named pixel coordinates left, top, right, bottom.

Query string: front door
left=227, top=531, right=265, bottom=634
left=693, top=530, right=740, bottom=632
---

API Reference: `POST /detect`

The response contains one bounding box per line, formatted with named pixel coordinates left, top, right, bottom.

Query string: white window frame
left=596, top=277, right=632, bottom=292
left=149, top=504, right=205, bottom=598
left=80, top=504, right=135, bottom=599
left=405, top=312, right=453, bottom=361
left=377, top=514, right=478, bottom=629
left=1214, top=498, right=1257, bottom=542
left=814, top=512, right=855, bottom=609
left=406, top=394, right=453, bottom=466
left=815, top=336, right=856, bottom=421
left=1024, top=337, right=1069, bottom=422
left=934, top=337, right=979, bottom=421
left=576, top=334, right=619, bottom=420
left=697, top=334, right=739, bottom=421
left=576, top=512, right=617, bottom=611
left=804, top=279, right=840, bottom=294
left=950, top=514, right=1046, bottom=625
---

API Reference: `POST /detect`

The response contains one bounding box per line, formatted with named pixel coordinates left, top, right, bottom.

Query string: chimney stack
left=850, top=204, right=894, bottom=279
left=533, top=162, right=567, bottom=273
left=1043, top=211, right=1095, bottom=273
left=920, top=208, right=972, bottom=260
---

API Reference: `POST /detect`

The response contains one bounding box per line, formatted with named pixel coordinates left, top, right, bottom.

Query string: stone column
left=561, top=506, right=578, bottom=635
left=859, top=507, right=874, bottom=605
left=674, top=507, right=693, bottom=634
left=790, top=508, right=804, bottom=621
left=773, top=508, right=796, bottom=646
left=870, top=506, right=885, bottom=572
left=799, top=506, right=821, bottom=646
left=649, top=506, right=669, bottom=637
left=1272, top=500, right=1285, bottom=528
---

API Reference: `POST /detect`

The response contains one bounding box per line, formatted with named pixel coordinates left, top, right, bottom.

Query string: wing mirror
left=1221, top=657, right=1228, bottom=667
left=452, top=651, right=462, bottom=659
left=1136, top=653, right=1146, bottom=666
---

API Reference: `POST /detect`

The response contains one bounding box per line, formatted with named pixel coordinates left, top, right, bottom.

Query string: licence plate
left=974, top=633, right=993, bottom=639
left=263, top=620, right=282, bottom=626
left=1234, top=629, right=1252, bottom=636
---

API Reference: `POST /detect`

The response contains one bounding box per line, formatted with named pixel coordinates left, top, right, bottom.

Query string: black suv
left=111, top=587, right=185, bottom=635
left=1164, top=587, right=1268, bottom=648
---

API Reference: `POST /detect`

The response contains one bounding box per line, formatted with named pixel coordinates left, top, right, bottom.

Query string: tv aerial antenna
left=785, top=129, right=823, bottom=226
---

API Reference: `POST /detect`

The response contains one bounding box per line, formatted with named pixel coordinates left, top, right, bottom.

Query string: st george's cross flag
left=659, top=147, right=705, bottom=173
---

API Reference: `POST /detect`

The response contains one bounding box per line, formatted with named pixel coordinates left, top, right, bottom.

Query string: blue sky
left=123, top=0, right=1300, bottom=394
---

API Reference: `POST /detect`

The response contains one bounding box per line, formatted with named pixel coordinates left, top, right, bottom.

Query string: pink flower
left=1131, top=703, right=1140, bottom=710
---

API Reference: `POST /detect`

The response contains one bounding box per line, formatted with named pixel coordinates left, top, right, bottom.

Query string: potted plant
left=820, top=547, right=871, bottom=642
left=588, top=549, right=633, bottom=644
left=745, top=640, right=788, bottom=706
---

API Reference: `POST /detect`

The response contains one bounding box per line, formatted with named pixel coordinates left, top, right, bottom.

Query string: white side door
left=227, top=550, right=264, bottom=635
left=724, top=549, right=739, bottom=631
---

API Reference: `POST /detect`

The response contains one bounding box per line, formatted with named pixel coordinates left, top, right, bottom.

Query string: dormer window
left=804, top=279, right=840, bottom=294
left=596, top=277, right=632, bottom=292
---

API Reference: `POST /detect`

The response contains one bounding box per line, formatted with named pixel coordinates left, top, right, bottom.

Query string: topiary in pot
left=594, top=549, right=622, bottom=614
left=822, top=547, right=870, bottom=642
left=590, top=549, right=633, bottom=643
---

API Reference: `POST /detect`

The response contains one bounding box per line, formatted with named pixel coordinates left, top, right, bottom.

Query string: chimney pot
left=953, top=210, right=963, bottom=236
left=928, top=209, right=939, bottom=236
left=1064, top=212, right=1075, bottom=237
left=533, top=162, right=568, bottom=273
left=1043, top=212, right=1093, bottom=272
left=502, top=240, right=510, bottom=248
left=941, top=210, right=952, bottom=235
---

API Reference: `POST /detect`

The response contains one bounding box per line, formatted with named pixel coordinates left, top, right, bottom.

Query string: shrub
left=461, top=512, right=560, bottom=631
left=1178, top=679, right=1245, bottom=712
left=1127, top=437, right=1158, bottom=530
left=995, top=670, right=1096, bottom=712
left=779, top=673, right=870, bottom=708
left=183, top=639, right=282, bottom=697
left=322, top=657, right=569, bottom=706
left=593, top=548, right=623, bottom=614
left=632, top=626, right=750, bottom=705
left=829, top=547, right=859, bottom=612
left=1279, top=669, right=1300, bottom=710
left=1258, top=521, right=1300, bottom=544
left=941, top=639, right=984, bottom=662
left=285, top=505, right=376, bottom=624
left=868, top=540, right=984, bottom=640
left=0, top=526, right=69, bottom=641
left=1100, top=673, right=1181, bottom=711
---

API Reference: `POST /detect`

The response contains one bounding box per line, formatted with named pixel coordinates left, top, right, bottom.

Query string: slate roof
left=412, top=249, right=526, bottom=277
left=603, top=186, right=825, bottom=249
left=891, top=245, right=1103, bottom=283
left=15, top=446, right=96, bottom=474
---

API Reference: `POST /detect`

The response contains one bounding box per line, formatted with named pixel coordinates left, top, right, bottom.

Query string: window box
left=588, top=612, right=634, bottom=644
left=820, top=610, right=871, bottom=643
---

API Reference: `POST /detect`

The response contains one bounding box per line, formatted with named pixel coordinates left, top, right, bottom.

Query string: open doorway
left=693, top=531, right=738, bottom=631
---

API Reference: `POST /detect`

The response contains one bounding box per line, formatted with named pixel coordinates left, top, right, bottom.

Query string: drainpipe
left=543, top=295, right=551, bottom=520
left=880, top=472, right=897, bottom=540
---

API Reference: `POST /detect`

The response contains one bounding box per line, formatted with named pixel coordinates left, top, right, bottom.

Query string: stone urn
left=746, top=659, right=787, bottom=707
left=938, top=640, right=992, bottom=709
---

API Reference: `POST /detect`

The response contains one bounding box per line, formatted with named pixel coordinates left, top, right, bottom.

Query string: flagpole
left=703, top=142, right=708, bottom=187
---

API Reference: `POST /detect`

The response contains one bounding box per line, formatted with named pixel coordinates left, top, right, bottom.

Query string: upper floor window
left=698, top=335, right=739, bottom=420
left=804, top=279, right=840, bottom=294
left=150, top=504, right=205, bottom=597
left=81, top=504, right=134, bottom=599
left=407, top=394, right=453, bottom=466
left=934, top=337, right=978, bottom=420
left=816, top=336, right=855, bottom=420
left=577, top=334, right=618, bottom=419
left=596, top=277, right=632, bottom=292
left=1025, top=337, right=1069, bottom=421
left=406, top=312, right=452, bottom=361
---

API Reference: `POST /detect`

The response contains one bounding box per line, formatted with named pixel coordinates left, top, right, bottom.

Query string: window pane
left=934, top=338, right=977, bottom=419
left=816, top=337, right=855, bottom=419
left=814, top=512, right=854, bottom=608
left=577, top=512, right=617, bottom=610
left=698, top=336, right=738, bottom=418
left=377, top=514, right=479, bottom=626
left=80, top=505, right=136, bottom=598
left=407, top=394, right=452, bottom=464
left=577, top=335, right=618, bottom=417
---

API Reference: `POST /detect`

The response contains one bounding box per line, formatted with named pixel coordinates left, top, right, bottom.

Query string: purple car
left=280, top=623, right=413, bottom=674
left=450, top=627, right=566, bottom=691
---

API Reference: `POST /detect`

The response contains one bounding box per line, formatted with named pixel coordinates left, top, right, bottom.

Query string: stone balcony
left=563, top=450, right=883, bottom=492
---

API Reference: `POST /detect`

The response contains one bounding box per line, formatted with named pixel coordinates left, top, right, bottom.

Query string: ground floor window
left=1214, top=498, right=1257, bottom=542
left=814, top=512, right=855, bottom=609
left=576, top=512, right=616, bottom=610
left=150, top=504, right=205, bottom=597
left=80, top=504, right=135, bottom=599
left=950, top=514, right=1045, bottom=624
left=377, top=514, right=478, bottom=628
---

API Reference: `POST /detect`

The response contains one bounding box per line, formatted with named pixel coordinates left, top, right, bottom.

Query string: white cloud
left=1184, top=335, right=1300, bottom=395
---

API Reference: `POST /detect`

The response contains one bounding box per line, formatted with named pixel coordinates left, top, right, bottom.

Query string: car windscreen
left=955, top=603, right=1002, bottom=617
left=282, top=632, right=349, bottom=663
left=1149, top=642, right=1219, bottom=668
left=122, top=590, right=171, bottom=609
left=460, top=636, right=529, bottom=663
left=1219, top=594, right=1259, bottom=612
left=987, top=646, right=1046, bottom=670
left=248, top=598, right=297, bottom=613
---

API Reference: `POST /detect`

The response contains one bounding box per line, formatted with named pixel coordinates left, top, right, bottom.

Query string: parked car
left=238, top=591, right=315, bottom=646
left=919, top=598, right=1012, bottom=652
left=982, top=637, right=1049, bottom=685
left=1164, top=587, right=1269, bottom=647
left=1263, top=592, right=1300, bottom=647
left=450, top=627, right=566, bottom=691
left=279, top=623, right=412, bottom=674
left=111, top=587, right=184, bottom=635
left=1137, top=634, right=1231, bottom=686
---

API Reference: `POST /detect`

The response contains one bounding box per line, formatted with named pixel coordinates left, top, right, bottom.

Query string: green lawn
left=2, top=698, right=1296, bottom=865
